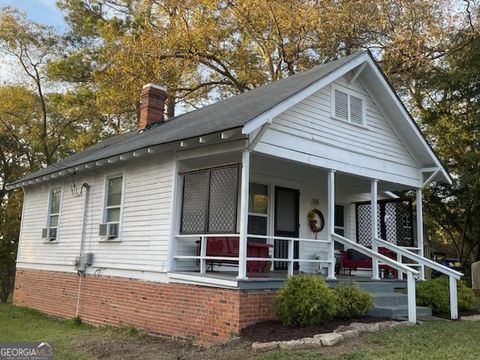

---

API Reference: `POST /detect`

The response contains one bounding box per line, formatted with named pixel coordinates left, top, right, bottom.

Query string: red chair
left=196, top=237, right=272, bottom=274
left=340, top=247, right=397, bottom=277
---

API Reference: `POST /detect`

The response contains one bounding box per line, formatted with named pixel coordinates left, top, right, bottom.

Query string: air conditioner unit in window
left=42, top=228, right=57, bottom=241
left=99, top=223, right=119, bottom=239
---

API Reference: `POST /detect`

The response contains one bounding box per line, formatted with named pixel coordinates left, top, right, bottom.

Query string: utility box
left=75, top=253, right=94, bottom=272
left=472, top=261, right=480, bottom=296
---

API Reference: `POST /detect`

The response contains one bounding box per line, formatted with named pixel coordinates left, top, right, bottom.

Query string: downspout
left=75, top=183, right=91, bottom=318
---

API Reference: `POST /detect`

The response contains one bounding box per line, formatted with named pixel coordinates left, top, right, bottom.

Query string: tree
left=420, top=31, right=480, bottom=266
left=55, top=0, right=469, bottom=128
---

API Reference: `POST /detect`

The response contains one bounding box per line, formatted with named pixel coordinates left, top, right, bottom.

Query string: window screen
left=181, top=165, right=239, bottom=233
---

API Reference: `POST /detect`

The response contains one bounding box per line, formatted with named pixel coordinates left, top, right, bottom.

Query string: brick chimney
left=138, top=84, right=167, bottom=130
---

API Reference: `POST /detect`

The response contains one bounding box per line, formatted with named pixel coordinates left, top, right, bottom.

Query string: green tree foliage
left=419, top=32, right=480, bottom=265
left=54, top=0, right=468, bottom=124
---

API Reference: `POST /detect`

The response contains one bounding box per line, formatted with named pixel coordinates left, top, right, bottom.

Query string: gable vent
left=350, top=95, right=363, bottom=124
left=334, top=90, right=348, bottom=120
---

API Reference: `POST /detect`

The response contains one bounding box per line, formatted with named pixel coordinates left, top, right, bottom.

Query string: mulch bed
left=435, top=309, right=480, bottom=320
left=241, top=317, right=389, bottom=342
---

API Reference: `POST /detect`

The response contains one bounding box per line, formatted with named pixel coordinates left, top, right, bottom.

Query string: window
left=248, top=183, right=269, bottom=242
left=45, top=187, right=62, bottom=241
left=334, top=204, right=345, bottom=250
left=181, top=165, right=239, bottom=234
left=102, top=175, right=123, bottom=238
left=332, top=86, right=366, bottom=126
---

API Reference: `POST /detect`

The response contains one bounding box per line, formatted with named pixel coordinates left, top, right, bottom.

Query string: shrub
left=416, top=277, right=475, bottom=314
left=334, top=282, right=374, bottom=319
left=273, top=275, right=336, bottom=327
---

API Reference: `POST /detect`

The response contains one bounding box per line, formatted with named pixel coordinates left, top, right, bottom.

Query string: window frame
left=248, top=182, right=270, bottom=242
left=334, top=203, right=346, bottom=236
left=180, top=164, right=240, bottom=235
left=101, top=173, right=125, bottom=239
left=331, top=84, right=368, bottom=128
left=46, top=186, right=63, bottom=242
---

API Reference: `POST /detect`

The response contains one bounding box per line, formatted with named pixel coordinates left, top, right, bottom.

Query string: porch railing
left=332, top=233, right=419, bottom=323
left=375, top=237, right=463, bottom=319
left=173, top=234, right=331, bottom=276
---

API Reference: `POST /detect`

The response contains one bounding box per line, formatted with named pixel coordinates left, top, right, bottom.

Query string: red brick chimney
left=138, top=84, right=167, bottom=130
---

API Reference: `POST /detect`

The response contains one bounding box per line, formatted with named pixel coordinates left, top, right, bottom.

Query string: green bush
left=334, top=282, right=374, bottom=319
left=416, top=277, right=475, bottom=314
left=273, top=275, right=336, bottom=327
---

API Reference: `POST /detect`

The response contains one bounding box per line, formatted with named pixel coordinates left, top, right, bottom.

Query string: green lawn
left=1, top=303, right=480, bottom=360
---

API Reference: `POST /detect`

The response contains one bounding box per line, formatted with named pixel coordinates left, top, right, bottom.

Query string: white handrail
left=247, top=234, right=330, bottom=244
left=375, top=237, right=462, bottom=320
left=375, top=238, right=463, bottom=280
left=333, top=233, right=419, bottom=276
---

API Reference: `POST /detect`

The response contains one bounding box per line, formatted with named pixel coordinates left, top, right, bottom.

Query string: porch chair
left=340, top=247, right=397, bottom=278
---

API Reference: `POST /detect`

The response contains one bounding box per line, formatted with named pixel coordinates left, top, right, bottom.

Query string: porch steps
left=329, top=279, right=432, bottom=319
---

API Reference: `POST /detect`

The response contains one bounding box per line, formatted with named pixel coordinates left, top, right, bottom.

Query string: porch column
left=371, top=179, right=380, bottom=280
left=416, top=188, right=425, bottom=280
left=327, top=170, right=336, bottom=280
left=237, top=150, right=250, bottom=279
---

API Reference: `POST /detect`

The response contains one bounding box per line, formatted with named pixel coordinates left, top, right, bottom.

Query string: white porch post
left=371, top=179, right=380, bottom=280
left=449, top=276, right=458, bottom=319
left=238, top=150, right=250, bottom=279
left=327, top=170, right=336, bottom=280
left=416, top=188, right=426, bottom=280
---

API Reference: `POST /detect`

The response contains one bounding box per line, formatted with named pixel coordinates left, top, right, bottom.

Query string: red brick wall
left=13, top=269, right=277, bottom=344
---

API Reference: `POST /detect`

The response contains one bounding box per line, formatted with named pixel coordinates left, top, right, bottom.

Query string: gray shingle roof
left=9, top=51, right=366, bottom=187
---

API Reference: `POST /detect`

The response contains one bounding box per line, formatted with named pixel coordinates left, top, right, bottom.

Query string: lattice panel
left=356, top=203, right=381, bottom=246
left=356, top=200, right=414, bottom=247
left=181, top=171, right=209, bottom=233
left=208, top=166, right=238, bottom=233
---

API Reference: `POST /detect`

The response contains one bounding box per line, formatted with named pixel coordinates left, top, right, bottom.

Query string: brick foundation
left=13, top=269, right=277, bottom=344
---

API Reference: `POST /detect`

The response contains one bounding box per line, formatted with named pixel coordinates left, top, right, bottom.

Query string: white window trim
left=331, top=84, right=368, bottom=129
left=100, top=172, right=126, bottom=242
left=45, top=186, right=63, bottom=243
left=334, top=203, right=347, bottom=236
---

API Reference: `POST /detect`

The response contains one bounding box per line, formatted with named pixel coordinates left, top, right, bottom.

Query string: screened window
left=47, top=188, right=62, bottom=240
left=248, top=183, right=269, bottom=242
left=181, top=165, right=239, bottom=234
left=105, top=176, right=123, bottom=224
left=333, top=87, right=366, bottom=126
left=334, top=204, right=345, bottom=236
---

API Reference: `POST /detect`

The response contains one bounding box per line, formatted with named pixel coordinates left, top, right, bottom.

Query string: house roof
left=7, top=50, right=450, bottom=188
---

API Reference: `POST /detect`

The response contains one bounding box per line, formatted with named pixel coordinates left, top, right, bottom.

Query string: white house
left=9, top=51, right=462, bottom=344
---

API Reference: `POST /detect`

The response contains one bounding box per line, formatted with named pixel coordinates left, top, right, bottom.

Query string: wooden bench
left=196, top=237, right=272, bottom=274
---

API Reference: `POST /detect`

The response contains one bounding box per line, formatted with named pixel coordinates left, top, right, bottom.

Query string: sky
left=0, top=0, right=67, bottom=31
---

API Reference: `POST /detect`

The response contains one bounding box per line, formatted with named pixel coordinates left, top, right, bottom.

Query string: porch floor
left=167, top=270, right=406, bottom=290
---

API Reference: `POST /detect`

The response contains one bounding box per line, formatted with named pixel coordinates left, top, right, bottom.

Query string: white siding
left=16, top=151, right=175, bottom=280
left=255, top=75, right=422, bottom=187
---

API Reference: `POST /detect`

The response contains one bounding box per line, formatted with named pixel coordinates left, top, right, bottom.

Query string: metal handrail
left=332, top=233, right=419, bottom=276
left=375, top=237, right=463, bottom=280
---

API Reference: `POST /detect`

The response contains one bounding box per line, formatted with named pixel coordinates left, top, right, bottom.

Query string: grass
left=1, top=303, right=480, bottom=360
left=0, top=304, right=148, bottom=360
left=259, top=321, right=480, bottom=360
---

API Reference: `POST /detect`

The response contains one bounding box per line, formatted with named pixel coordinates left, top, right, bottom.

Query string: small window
left=334, top=204, right=345, bottom=250
left=46, top=187, right=62, bottom=241
left=248, top=183, right=269, bottom=243
left=103, top=175, right=123, bottom=238
left=332, top=87, right=366, bottom=126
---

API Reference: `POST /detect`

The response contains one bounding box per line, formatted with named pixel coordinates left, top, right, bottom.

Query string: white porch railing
left=173, top=233, right=331, bottom=276
left=332, top=233, right=419, bottom=323
left=375, top=237, right=463, bottom=319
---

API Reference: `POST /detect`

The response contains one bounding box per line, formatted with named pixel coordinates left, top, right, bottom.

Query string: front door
left=274, top=186, right=300, bottom=270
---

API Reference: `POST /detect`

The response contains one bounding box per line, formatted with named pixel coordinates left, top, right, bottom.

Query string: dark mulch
left=240, top=317, right=389, bottom=342
left=434, top=309, right=480, bottom=320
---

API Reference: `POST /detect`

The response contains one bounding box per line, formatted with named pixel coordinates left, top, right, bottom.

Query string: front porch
left=167, top=148, right=461, bottom=322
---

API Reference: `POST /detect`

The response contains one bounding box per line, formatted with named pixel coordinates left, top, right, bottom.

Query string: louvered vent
left=334, top=90, right=348, bottom=120
left=350, top=95, right=364, bottom=124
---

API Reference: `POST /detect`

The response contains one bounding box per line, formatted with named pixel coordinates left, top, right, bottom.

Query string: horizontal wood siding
left=17, top=152, right=175, bottom=276
left=257, top=76, right=421, bottom=187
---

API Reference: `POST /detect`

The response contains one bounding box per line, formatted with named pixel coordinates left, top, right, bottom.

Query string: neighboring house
left=8, top=50, right=462, bottom=344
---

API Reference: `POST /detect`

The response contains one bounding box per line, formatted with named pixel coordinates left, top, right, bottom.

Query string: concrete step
left=369, top=305, right=432, bottom=319
left=372, top=292, right=408, bottom=307
left=355, top=281, right=406, bottom=294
